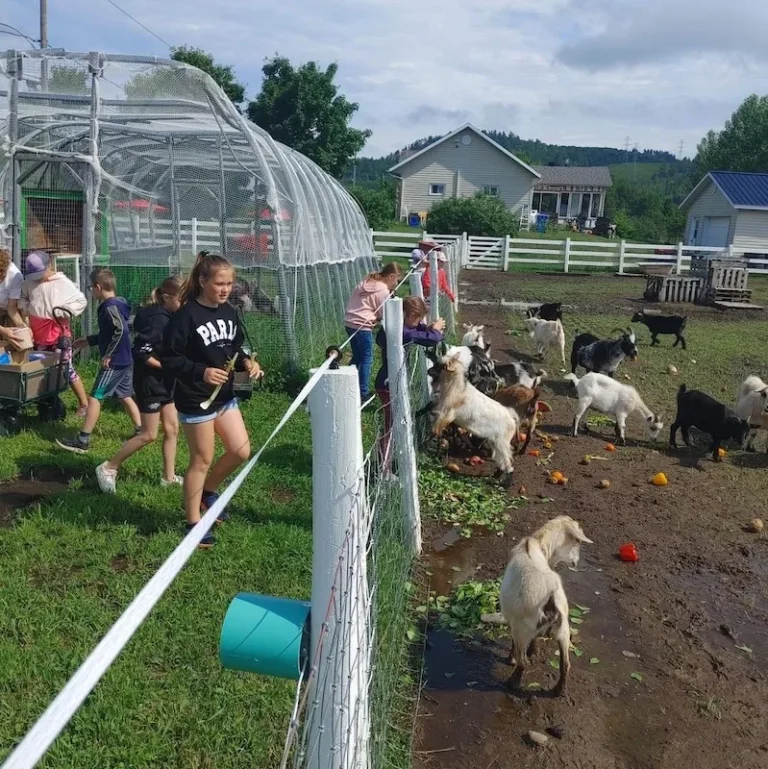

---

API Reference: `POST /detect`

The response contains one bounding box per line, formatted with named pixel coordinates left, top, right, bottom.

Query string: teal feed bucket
left=219, top=592, right=311, bottom=680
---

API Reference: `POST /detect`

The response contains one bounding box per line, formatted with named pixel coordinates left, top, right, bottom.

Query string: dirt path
left=414, top=272, right=768, bottom=769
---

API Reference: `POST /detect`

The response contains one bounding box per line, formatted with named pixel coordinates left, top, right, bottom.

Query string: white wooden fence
left=371, top=230, right=768, bottom=275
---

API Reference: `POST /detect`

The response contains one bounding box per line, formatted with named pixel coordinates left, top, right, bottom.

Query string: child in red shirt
left=421, top=251, right=456, bottom=305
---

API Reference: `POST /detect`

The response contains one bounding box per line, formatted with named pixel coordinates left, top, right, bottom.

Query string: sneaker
left=185, top=522, right=215, bottom=549
left=96, top=462, right=117, bottom=493
left=201, top=490, right=229, bottom=524
left=55, top=435, right=90, bottom=454
left=161, top=475, right=183, bottom=487
left=75, top=405, right=88, bottom=419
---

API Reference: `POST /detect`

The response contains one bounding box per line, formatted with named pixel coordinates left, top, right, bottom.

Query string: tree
left=426, top=193, right=520, bottom=237
left=170, top=46, right=245, bottom=107
left=48, top=65, right=88, bottom=95
left=248, top=57, right=371, bottom=178
left=347, top=181, right=396, bottom=230
left=695, top=95, right=768, bottom=175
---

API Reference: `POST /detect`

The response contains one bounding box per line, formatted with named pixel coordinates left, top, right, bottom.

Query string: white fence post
left=618, top=239, right=626, bottom=274
left=502, top=234, right=510, bottom=272
left=307, top=366, right=370, bottom=769
left=190, top=217, right=198, bottom=256
left=428, top=251, right=439, bottom=323
left=384, top=299, right=422, bottom=555
left=408, top=274, right=429, bottom=407
left=563, top=237, right=571, bottom=274
left=676, top=241, right=684, bottom=275
left=461, top=231, right=468, bottom=267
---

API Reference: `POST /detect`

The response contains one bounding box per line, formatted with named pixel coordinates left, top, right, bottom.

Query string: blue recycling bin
left=408, top=213, right=421, bottom=228
left=536, top=213, right=549, bottom=233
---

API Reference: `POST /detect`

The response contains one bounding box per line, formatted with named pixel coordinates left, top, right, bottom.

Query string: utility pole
left=677, top=140, right=684, bottom=160
left=40, top=0, right=48, bottom=90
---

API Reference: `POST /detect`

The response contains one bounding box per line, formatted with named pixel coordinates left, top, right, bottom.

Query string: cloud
left=2, top=0, right=764, bottom=160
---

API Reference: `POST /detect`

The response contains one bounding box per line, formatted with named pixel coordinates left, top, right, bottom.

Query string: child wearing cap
left=19, top=250, right=89, bottom=415
left=410, top=240, right=437, bottom=274
left=56, top=267, right=141, bottom=454
left=421, top=250, right=456, bottom=306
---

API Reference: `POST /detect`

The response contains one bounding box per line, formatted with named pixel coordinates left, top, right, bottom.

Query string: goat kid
left=499, top=515, right=592, bottom=696
left=565, top=372, right=663, bottom=444
left=524, top=317, right=566, bottom=366
left=571, top=328, right=638, bottom=377
left=631, top=310, right=687, bottom=349
left=431, top=356, right=518, bottom=484
left=461, top=323, right=486, bottom=348
left=525, top=302, right=563, bottom=322
left=670, top=384, right=751, bottom=462
left=734, top=375, right=768, bottom=451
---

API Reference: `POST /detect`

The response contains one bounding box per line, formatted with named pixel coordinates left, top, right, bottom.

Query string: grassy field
left=0, top=367, right=314, bottom=768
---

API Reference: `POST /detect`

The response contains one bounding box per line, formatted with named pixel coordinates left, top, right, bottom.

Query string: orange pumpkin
left=528, top=449, right=540, bottom=457
left=605, top=443, right=616, bottom=452
left=550, top=470, right=564, bottom=483
left=651, top=472, right=668, bottom=486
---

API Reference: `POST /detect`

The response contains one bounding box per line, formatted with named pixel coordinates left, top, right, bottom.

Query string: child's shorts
left=91, top=365, right=134, bottom=400
left=36, top=344, right=79, bottom=384
left=178, top=398, right=239, bottom=425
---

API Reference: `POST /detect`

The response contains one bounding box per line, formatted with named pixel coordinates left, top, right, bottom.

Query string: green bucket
left=219, top=592, right=311, bottom=680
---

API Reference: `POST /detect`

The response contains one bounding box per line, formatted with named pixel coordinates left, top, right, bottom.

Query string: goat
left=734, top=375, right=768, bottom=451
left=565, top=372, right=663, bottom=444
left=460, top=323, right=486, bottom=349
left=431, top=356, right=518, bottom=484
left=524, top=317, right=566, bottom=366
left=526, top=302, right=563, bottom=322
left=631, top=310, right=687, bottom=349
left=499, top=515, right=592, bottom=696
left=492, top=384, right=543, bottom=454
left=571, top=328, right=638, bottom=377
left=670, top=384, right=751, bottom=462
left=494, top=360, right=546, bottom=390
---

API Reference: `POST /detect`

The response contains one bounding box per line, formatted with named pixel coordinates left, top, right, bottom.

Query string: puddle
left=0, top=467, right=70, bottom=525
left=428, top=534, right=482, bottom=596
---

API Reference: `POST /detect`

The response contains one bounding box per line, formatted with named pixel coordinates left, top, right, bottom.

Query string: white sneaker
left=161, top=475, right=183, bottom=487
left=96, top=462, right=117, bottom=494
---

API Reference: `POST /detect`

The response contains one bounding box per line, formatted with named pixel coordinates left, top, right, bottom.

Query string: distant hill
left=346, top=130, right=683, bottom=187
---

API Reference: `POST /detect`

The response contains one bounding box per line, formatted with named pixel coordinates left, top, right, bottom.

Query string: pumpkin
left=651, top=472, right=668, bottom=486
left=717, top=448, right=727, bottom=458
left=550, top=470, right=564, bottom=483
left=605, top=443, right=616, bottom=452
left=518, top=432, right=527, bottom=443
left=528, top=449, right=540, bottom=457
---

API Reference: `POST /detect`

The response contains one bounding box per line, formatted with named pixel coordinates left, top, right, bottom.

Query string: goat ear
left=462, top=322, right=470, bottom=330
left=646, top=415, right=654, bottom=422
left=566, top=520, right=593, bottom=544
left=478, top=325, right=485, bottom=331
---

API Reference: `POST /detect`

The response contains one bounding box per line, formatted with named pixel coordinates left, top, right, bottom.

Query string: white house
left=532, top=166, right=611, bottom=224
left=388, top=124, right=540, bottom=222
left=680, top=171, right=768, bottom=255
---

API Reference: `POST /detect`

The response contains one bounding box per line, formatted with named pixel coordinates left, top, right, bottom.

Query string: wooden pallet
left=707, top=287, right=753, bottom=304
left=644, top=275, right=702, bottom=303
left=714, top=300, right=764, bottom=311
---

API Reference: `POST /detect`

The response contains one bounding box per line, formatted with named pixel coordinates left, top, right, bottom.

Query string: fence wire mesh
left=0, top=49, right=376, bottom=373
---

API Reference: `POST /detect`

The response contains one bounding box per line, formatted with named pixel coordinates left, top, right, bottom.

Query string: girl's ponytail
left=180, top=250, right=232, bottom=304
left=147, top=275, right=183, bottom=306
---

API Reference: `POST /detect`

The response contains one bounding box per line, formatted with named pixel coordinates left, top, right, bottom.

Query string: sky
left=3, top=0, right=767, bottom=159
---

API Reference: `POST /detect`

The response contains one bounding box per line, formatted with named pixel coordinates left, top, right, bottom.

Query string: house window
left=429, top=184, right=446, bottom=196
left=533, top=192, right=557, bottom=214
left=559, top=193, right=570, bottom=218
left=483, top=185, right=499, bottom=196
left=590, top=193, right=600, bottom=218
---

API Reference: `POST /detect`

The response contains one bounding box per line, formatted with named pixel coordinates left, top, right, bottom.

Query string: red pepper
left=619, top=543, right=639, bottom=562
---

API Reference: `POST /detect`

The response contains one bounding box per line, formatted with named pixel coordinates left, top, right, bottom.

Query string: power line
left=0, top=21, right=40, bottom=47
left=104, top=0, right=172, bottom=48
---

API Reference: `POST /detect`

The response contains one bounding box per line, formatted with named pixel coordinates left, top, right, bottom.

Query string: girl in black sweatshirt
left=95, top=276, right=183, bottom=495
left=161, top=252, right=263, bottom=547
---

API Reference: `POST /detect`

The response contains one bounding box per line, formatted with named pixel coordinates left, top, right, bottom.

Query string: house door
left=701, top=216, right=730, bottom=248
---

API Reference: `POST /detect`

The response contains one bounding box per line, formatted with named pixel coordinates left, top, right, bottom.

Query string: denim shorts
left=178, top=398, right=239, bottom=425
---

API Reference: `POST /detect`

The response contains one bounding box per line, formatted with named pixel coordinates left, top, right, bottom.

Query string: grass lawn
left=0, top=367, right=314, bottom=768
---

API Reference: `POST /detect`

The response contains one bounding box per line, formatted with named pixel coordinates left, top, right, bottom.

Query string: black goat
left=631, top=310, right=687, bottom=349
left=670, top=385, right=750, bottom=462
left=571, top=328, right=638, bottom=378
left=526, top=302, right=563, bottom=322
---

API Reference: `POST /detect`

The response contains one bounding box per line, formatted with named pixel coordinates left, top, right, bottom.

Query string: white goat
left=524, top=316, right=566, bottom=366
left=499, top=515, right=592, bottom=696
left=735, top=375, right=768, bottom=451
left=565, top=372, right=663, bottom=444
left=461, top=323, right=486, bottom=348
left=432, top=356, right=518, bottom=482
left=444, top=344, right=473, bottom=370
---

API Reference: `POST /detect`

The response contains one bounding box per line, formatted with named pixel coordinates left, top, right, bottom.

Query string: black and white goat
left=565, top=372, right=663, bottom=444
left=631, top=310, right=687, bottom=349
left=670, top=385, right=751, bottom=462
left=526, top=302, right=563, bottom=322
left=570, top=328, right=638, bottom=378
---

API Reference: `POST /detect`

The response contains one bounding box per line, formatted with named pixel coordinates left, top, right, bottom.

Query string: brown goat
left=492, top=385, right=541, bottom=454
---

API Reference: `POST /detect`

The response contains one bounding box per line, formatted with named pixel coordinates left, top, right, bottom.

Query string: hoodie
left=374, top=322, right=444, bottom=391
left=344, top=277, right=391, bottom=330
left=132, top=304, right=174, bottom=402
left=86, top=296, right=132, bottom=367
left=19, top=272, right=88, bottom=346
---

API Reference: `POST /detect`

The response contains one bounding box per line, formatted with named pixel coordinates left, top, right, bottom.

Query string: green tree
left=695, top=94, right=768, bottom=174
left=426, top=193, right=520, bottom=237
left=48, top=65, right=88, bottom=94
left=170, top=46, right=245, bottom=107
left=248, top=57, right=371, bottom=178
left=347, top=182, right=396, bottom=230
